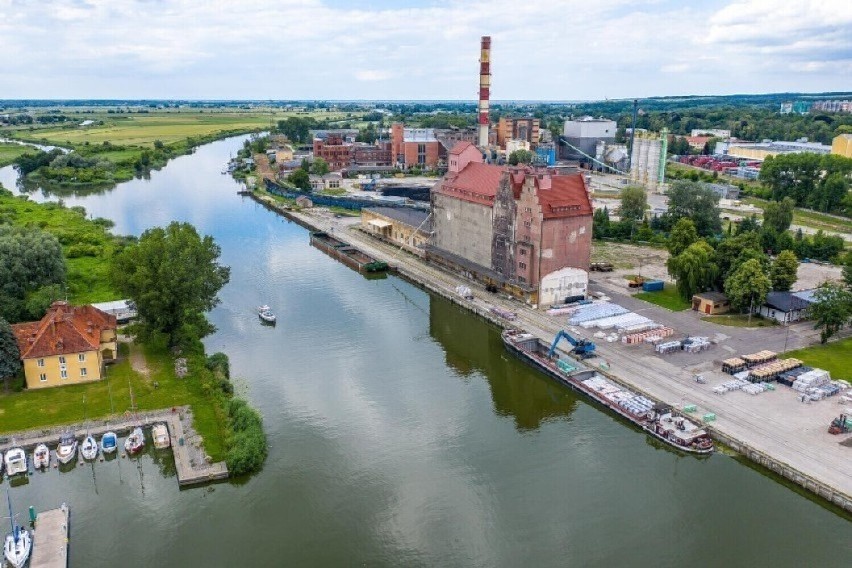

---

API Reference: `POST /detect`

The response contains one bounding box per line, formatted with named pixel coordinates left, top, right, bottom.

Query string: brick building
left=497, top=117, right=540, bottom=150
left=313, top=133, right=352, bottom=171
left=391, top=123, right=441, bottom=170
left=429, top=142, right=592, bottom=304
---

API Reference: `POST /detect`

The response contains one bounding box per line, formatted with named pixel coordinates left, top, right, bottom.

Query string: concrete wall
left=539, top=267, right=588, bottom=306
left=24, top=349, right=103, bottom=389
left=432, top=192, right=493, bottom=269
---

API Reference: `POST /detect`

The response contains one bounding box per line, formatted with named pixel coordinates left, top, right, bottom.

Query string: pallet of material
left=741, top=350, right=777, bottom=367
left=721, top=358, right=747, bottom=374
left=622, top=327, right=674, bottom=345
left=748, top=358, right=802, bottom=382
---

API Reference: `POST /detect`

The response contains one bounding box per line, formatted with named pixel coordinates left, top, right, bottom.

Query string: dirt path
left=128, top=343, right=151, bottom=379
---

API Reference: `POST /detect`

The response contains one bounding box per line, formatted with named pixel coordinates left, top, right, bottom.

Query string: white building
left=690, top=128, right=731, bottom=138
left=538, top=267, right=588, bottom=307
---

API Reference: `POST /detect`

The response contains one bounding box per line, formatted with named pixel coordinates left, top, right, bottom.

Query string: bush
left=225, top=397, right=267, bottom=476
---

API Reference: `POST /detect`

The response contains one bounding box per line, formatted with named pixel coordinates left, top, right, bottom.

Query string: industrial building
left=428, top=142, right=593, bottom=305
left=832, top=134, right=852, bottom=158
left=562, top=117, right=617, bottom=161
left=497, top=117, right=540, bottom=150
left=391, top=123, right=441, bottom=170
left=629, top=130, right=667, bottom=191
left=361, top=207, right=433, bottom=257
left=722, top=139, right=832, bottom=161
left=690, top=129, right=731, bottom=138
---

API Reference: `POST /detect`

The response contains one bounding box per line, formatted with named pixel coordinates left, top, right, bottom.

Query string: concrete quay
left=246, top=193, right=852, bottom=514
left=30, top=504, right=69, bottom=568
left=0, top=407, right=228, bottom=487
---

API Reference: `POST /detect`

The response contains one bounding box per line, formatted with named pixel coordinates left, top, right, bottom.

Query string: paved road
left=298, top=207, right=852, bottom=499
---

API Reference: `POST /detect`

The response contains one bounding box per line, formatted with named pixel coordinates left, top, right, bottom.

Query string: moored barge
left=503, top=329, right=713, bottom=454
left=310, top=232, right=388, bottom=273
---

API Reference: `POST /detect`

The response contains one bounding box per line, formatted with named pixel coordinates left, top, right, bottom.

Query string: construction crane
left=548, top=330, right=596, bottom=359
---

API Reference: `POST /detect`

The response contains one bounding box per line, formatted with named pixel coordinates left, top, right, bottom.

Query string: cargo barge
left=502, top=329, right=714, bottom=455
left=310, top=232, right=389, bottom=273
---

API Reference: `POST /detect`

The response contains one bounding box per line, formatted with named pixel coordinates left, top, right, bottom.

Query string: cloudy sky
left=1, top=0, right=849, bottom=100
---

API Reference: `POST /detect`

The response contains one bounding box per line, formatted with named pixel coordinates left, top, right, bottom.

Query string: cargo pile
left=579, top=312, right=652, bottom=331
left=748, top=358, right=802, bottom=382
left=581, top=376, right=654, bottom=416
left=776, top=366, right=813, bottom=386
left=568, top=302, right=628, bottom=325
left=556, top=359, right=577, bottom=375
left=622, top=327, right=674, bottom=345
left=655, top=340, right=682, bottom=354
left=741, top=350, right=776, bottom=368
left=791, top=369, right=844, bottom=401
left=490, top=306, right=517, bottom=320
left=682, top=336, right=711, bottom=353
left=713, top=379, right=750, bottom=394
left=721, top=358, right=747, bottom=374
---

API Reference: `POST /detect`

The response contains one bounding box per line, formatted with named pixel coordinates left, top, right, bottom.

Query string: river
left=0, top=136, right=849, bottom=566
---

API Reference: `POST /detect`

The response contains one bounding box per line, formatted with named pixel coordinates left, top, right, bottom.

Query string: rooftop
left=12, top=301, right=116, bottom=360
left=366, top=207, right=432, bottom=232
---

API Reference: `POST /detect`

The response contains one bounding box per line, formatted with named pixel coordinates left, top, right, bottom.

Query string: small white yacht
left=3, top=449, right=27, bottom=476
left=56, top=433, right=78, bottom=465
left=33, top=444, right=50, bottom=469
left=152, top=424, right=170, bottom=449
left=101, top=431, right=118, bottom=454
left=258, top=305, right=276, bottom=324
left=81, top=435, right=98, bottom=460
left=125, top=427, right=145, bottom=455
left=4, top=492, right=31, bottom=568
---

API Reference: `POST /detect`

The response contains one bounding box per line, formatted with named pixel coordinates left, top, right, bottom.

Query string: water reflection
left=429, top=295, right=578, bottom=431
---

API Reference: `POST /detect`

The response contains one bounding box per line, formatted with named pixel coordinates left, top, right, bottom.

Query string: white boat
left=4, top=492, right=31, bottom=568
left=152, top=424, right=170, bottom=449
left=81, top=435, right=98, bottom=460
left=0, top=452, right=3, bottom=476
left=101, top=431, right=118, bottom=454
left=3, top=449, right=26, bottom=476
left=33, top=444, right=50, bottom=469
left=56, top=433, right=78, bottom=465
left=124, top=427, right=145, bottom=455
left=258, top=305, right=276, bottom=324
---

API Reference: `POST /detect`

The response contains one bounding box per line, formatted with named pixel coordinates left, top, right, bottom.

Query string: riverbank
left=243, top=190, right=852, bottom=515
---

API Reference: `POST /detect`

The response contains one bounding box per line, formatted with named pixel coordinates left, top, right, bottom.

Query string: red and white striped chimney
left=478, top=36, right=491, bottom=149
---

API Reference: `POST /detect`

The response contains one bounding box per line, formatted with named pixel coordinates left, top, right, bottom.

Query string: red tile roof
left=538, top=174, right=592, bottom=219
left=436, top=162, right=506, bottom=206
left=449, top=141, right=474, bottom=155
left=11, top=301, right=116, bottom=360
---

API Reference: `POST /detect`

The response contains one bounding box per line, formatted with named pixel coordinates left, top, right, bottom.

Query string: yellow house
left=12, top=301, right=118, bottom=390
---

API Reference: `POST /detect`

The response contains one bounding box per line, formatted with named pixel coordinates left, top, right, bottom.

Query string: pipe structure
left=478, top=36, right=491, bottom=148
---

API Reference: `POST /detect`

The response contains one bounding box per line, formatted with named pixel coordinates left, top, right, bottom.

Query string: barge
left=503, top=329, right=714, bottom=455
left=310, top=232, right=388, bottom=273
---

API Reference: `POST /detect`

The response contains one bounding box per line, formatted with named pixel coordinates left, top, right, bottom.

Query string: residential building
left=685, top=136, right=713, bottom=150
left=831, top=134, right=852, bottom=158
left=361, top=207, right=433, bottom=256
left=758, top=290, right=816, bottom=324
left=428, top=142, right=593, bottom=304
left=391, top=123, right=441, bottom=169
left=497, top=117, right=540, bottom=150
left=11, top=301, right=118, bottom=390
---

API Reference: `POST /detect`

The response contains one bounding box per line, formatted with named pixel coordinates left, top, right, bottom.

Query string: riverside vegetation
left=0, top=188, right=267, bottom=475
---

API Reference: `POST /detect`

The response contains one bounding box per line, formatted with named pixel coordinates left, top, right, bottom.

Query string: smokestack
left=478, top=36, right=491, bottom=149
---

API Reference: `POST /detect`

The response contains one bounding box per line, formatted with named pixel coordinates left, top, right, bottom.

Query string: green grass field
left=740, top=197, right=852, bottom=235
left=786, top=337, right=852, bottom=381
left=701, top=314, right=778, bottom=327
left=0, top=342, right=226, bottom=460
left=0, top=142, right=33, bottom=167
left=634, top=283, right=691, bottom=311
left=6, top=110, right=345, bottom=148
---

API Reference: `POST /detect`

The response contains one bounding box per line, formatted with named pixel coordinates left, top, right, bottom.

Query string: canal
left=1, top=137, right=849, bottom=566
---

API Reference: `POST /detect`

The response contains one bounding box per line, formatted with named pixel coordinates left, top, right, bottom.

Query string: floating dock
left=31, top=504, right=69, bottom=568
left=310, top=231, right=388, bottom=273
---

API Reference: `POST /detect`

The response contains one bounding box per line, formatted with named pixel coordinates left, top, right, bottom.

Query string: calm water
left=1, top=138, right=849, bottom=567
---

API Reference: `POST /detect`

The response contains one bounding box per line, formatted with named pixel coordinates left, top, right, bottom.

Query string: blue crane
left=548, top=330, right=596, bottom=359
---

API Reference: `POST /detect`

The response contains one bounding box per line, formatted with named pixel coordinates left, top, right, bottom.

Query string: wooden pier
left=30, top=504, right=69, bottom=568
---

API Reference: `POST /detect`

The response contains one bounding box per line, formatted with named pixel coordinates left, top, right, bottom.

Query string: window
left=60, top=370, right=68, bottom=379
left=519, top=249, right=526, bottom=255
left=519, top=262, right=527, bottom=269
left=417, top=143, right=426, bottom=165
left=58, top=356, right=66, bottom=364
left=39, top=373, right=47, bottom=382
left=78, top=353, right=86, bottom=362
left=523, top=221, right=531, bottom=228
left=80, top=368, right=87, bottom=377
left=37, top=358, right=45, bottom=367
left=519, top=276, right=526, bottom=283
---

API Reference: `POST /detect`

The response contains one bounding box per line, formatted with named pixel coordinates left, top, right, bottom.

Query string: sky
left=0, top=0, right=850, bottom=101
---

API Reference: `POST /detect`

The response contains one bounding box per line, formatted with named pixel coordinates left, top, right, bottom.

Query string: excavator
left=548, top=330, right=596, bottom=360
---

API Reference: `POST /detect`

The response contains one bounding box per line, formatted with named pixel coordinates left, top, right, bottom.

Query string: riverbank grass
left=0, top=142, right=32, bottom=167
left=0, top=341, right=226, bottom=461
left=785, top=337, right=852, bottom=381
left=635, top=284, right=691, bottom=311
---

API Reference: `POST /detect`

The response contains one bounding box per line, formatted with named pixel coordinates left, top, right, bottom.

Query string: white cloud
left=0, top=0, right=847, bottom=98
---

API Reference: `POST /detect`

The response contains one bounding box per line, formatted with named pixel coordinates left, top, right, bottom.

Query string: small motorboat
left=124, top=427, right=145, bottom=455
left=101, top=431, right=118, bottom=454
left=81, top=435, right=98, bottom=460
left=3, top=449, right=26, bottom=477
left=152, top=423, right=170, bottom=449
left=0, top=452, right=3, bottom=476
left=258, top=305, right=276, bottom=324
left=4, top=492, right=31, bottom=568
left=33, top=444, right=50, bottom=469
left=56, top=433, right=78, bottom=465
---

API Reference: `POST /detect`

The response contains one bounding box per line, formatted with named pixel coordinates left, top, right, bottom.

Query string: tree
left=809, top=282, right=852, bottom=343
left=592, top=207, right=610, bottom=239
left=667, top=218, right=698, bottom=256
left=762, top=197, right=795, bottom=233
left=619, top=186, right=647, bottom=222
left=713, top=231, right=766, bottom=287
left=724, top=258, right=771, bottom=316
left=770, top=250, right=799, bottom=292
left=288, top=168, right=311, bottom=191
left=0, top=317, right=21, bottom=392
left=843, top=251, right=852, bottom=290
left=310, top=157, right=329, bottom=176
left=276, top=116, right=317, bottom=143
left=0, top=226, right=66, bottom=322
left=111, top=222, right=230, bottom=347
left=508, top=149, right=534, bottom=165
left=667, top=241, right=717, bottom=300
left=664, top=180, right=722, bottom=236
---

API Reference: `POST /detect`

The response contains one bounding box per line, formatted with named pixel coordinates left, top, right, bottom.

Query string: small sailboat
left=56, top=433, right=78, bottom=465
left=101, top=431, right=118, bottom=454
left=258, top=305, right=276, bottom=324
left=4, top=491, right=31, bottom=568
left=152, top=424, right=170, bottom=449
left=33, top=444, right=50, bottom=469
left=81, top=435, right=98, bottom=461
left=3, top=449, right=26, bottom=477
left=124, top=427, right=145, bottom=455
